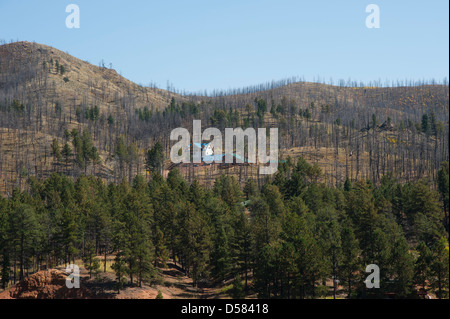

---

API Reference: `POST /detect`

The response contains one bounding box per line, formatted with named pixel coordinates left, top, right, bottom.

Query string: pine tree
left=315, top=208, right=342, bottom=299
left=51, top=138, right=62, bottom=162
left=404, top=180, right=444, bottom=245
left=124, top=182, right=155, bottom=287
left=146, top=142, right=164, bottom=175
left=414, top=242, right=431, bottom=290
left=253, top=241, right=280, bottom=298
left=231, top=211, right=253, bottom=292
left=389, top=226, right=414, bottom=297
left=421, top=114, right=430, bottom=134
left=61, top=143, right=72, bottom=171
left=366, top=228, right=391, bottom=297
left=340, top=226, right=360, bottom=298
left=262, top=184, right=286, bottom=217
left=346, top=180, right=378, bottom=263
left=437, top=162, right=449, bottom=235
left=243, top=178, right=258, bottom=200
left=83, top=241, right=100, bottom=279
left=111, top=253, right=129, bottom=292
left=232, top=274, right=245, bottom=299
left=371, top=114, right=378, bottom=129
left=0, top=199, right=11, bottom=289
left=430, top=238, right=449, bottom=299
left=178, top=202, right=212, bottom=286
left=111, top=216, right=130, bottom=292
left=211, top=226, right=232, bottom=282
left=62, top=207, right=79, bottom=265
left=153, top=226, right=169, bottom=268
left=344, top=177, right=352, bottom=192
left=114, top=136, right=128, bottom=178
left=9, top=204, right=40, bottom=281
left=213, top=175, right=243, bottom=208
left=295, top=219, right=326, bottom=299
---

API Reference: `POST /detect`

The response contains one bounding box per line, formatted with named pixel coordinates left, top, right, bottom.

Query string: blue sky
left=0, top=0, right=448, bottom=92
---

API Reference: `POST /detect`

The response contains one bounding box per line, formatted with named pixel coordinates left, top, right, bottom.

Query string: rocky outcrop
left=0, top=269, right=94, bottom=299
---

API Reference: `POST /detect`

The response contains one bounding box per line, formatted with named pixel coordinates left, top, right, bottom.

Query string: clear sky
left=0, top=0, right=448, bottom=92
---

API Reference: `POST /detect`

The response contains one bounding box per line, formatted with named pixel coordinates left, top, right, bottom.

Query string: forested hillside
left=0, top=164, right=448, bottom=298
left=0, top=41, right=449, bottom=299
left=0, top=42, right=448, bottom=195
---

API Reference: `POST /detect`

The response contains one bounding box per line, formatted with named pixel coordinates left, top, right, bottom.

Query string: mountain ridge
left=0, top=41, right=180, bottom=113
left=0, top=41, right=448, bottom=195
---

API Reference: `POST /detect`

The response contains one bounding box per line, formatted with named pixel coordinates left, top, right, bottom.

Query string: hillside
left=0, top=261, right=231, bottom=299
left=0, top=41, right=448, bottom=195
left=0, top=41, right=179, bottom=112
left=0, top=42, right=449, bottom=300
left=0, top=42, right=180, bottom=194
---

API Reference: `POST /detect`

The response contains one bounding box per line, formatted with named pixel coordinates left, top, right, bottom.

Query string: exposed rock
left=0, top=269, right=95, bottom=299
